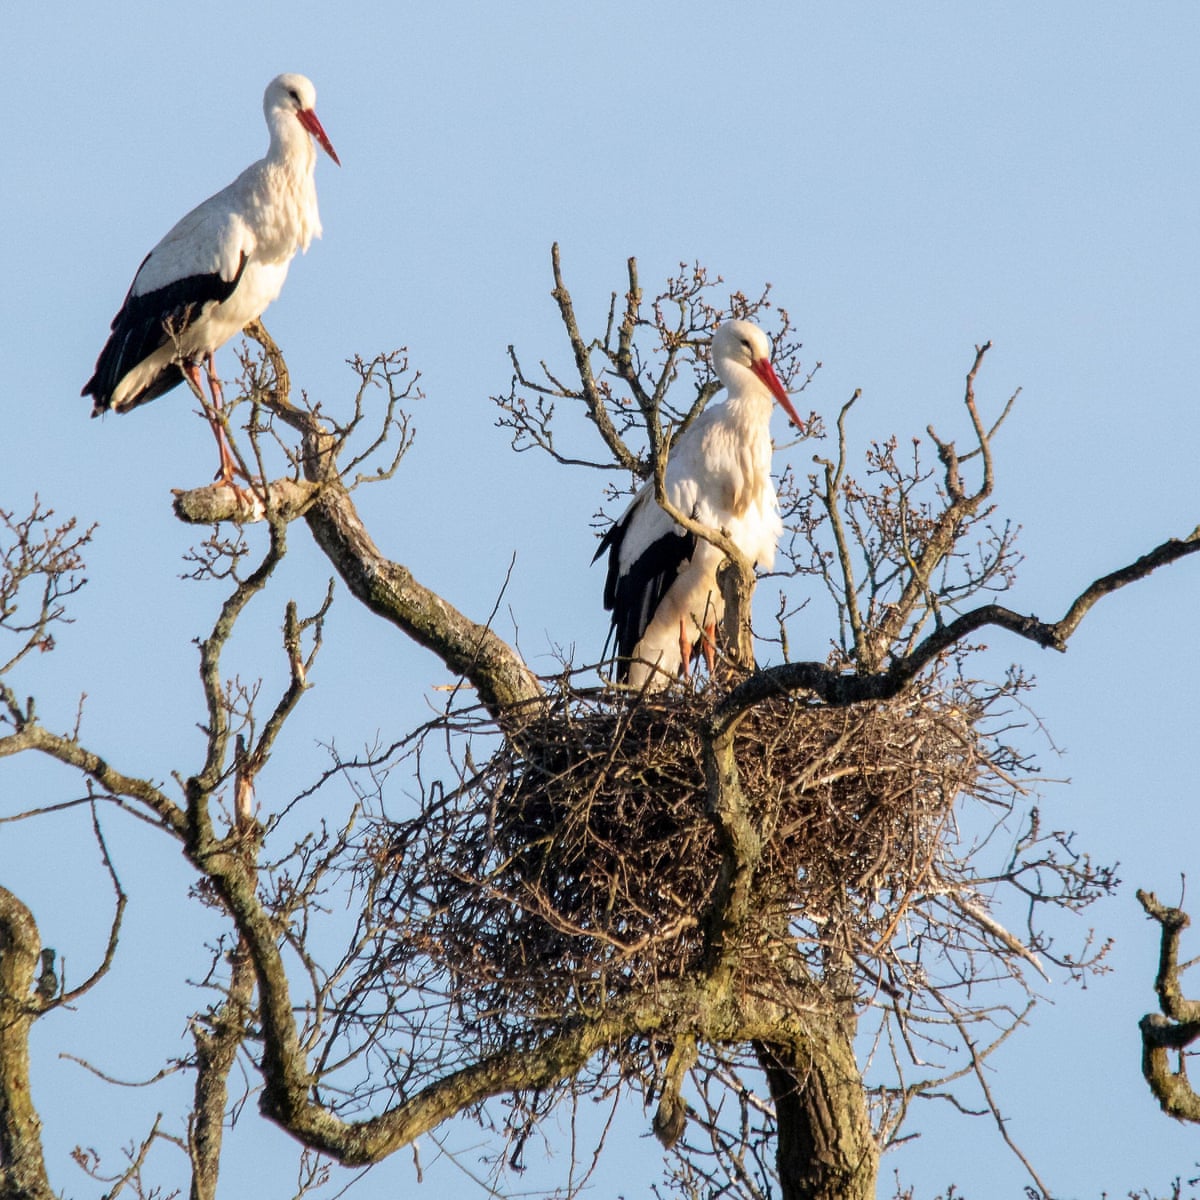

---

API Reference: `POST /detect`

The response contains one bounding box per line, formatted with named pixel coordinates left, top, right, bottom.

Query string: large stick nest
left=375, top=680, right=997, bottom=1029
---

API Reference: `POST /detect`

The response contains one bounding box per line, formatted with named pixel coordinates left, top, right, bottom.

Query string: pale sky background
left=3, top=2, right=1200, bottom=1196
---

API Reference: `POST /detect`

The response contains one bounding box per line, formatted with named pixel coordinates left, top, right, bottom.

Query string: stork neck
left=723, top=380, right=775, bottom=430
left=266, top=111, right=317, bottom=176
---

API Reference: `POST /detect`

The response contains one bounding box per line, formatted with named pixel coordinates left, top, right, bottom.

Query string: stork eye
left=288, top=88, right=302, bottom=105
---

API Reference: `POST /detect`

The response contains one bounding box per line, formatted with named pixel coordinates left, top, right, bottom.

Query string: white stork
left=594, top=319, right=805, bottom=689
left=82, top=73, right=339, bottom=485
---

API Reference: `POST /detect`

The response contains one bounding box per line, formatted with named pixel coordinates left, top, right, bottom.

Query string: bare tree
left=2, top=249, right=1199, bottom=1199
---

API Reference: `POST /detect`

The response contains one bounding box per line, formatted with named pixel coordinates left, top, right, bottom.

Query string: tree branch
left=708, top=527, right=1200, bottom=736
left=1137, top=889, right=1200, bottom=1122
left=300, top=479, right=542, bottom=713
left=188, top=940, right=256, bottom=1200
left=1053, top=528, right=1200, bottom=642
left=550, top=243, right=643, bottom=475
left=0, top=721, right=186, bottom=840
left=186, top=324, right=544, bottom=717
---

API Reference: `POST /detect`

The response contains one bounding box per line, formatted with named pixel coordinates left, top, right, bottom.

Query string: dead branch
left=0, top=501, right=94, bottom=677
left=550, top=242, right=644, bottom=474
left=189, top=940, right=256, bottom=1200
left=708, top=523, right=1200, bottom=736
left=1137, top=889, right=1200, bottom=1122
left=172, top=479, right=319, bottom=525
left=241, top=324, right=542, bottom=717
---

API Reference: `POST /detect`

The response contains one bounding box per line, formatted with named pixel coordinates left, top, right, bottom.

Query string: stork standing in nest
left=595, top=319, right=804, bottom=689
left=83, top=73, right=339, bottom=487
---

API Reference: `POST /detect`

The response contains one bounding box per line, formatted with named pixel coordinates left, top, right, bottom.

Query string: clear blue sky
left=3, top=2, right=1199, bottom=1196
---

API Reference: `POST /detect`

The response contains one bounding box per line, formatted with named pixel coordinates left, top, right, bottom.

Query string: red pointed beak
left=751, top=358, right=805, bottom=432
left=297, top=108, right=341, bottom=166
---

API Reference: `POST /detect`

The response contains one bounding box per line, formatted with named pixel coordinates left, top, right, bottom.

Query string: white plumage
left=595, top=320, right=804, bottom=689
left=83, top=73, right=339, bottom=483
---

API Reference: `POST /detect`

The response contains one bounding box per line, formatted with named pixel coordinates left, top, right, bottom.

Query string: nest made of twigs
left=375, top=679, right=993, bottom=1026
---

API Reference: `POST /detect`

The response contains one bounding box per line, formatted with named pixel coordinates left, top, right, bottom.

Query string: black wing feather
left=83, top=252, right=248, bottom=413
left=593, top=504, right=696, bottom=679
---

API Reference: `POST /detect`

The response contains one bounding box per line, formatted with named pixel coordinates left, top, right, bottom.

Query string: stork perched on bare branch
left=595, top=319, right=804, bottom=688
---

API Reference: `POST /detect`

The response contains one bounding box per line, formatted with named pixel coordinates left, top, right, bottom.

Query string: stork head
left=711, top=319, right=805, bottom=431
left=265, top=73, right=340, bottom=165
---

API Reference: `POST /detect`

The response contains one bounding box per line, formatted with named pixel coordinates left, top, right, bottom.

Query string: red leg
left=678, top=619, right=692, bottom=681
left=182, top=359, right=205, bottom=394
left=205, top=353, right=245, bottom=488
left=184, top=355, right=246, bottom=488
left=701, top=621, right=717, bottom=674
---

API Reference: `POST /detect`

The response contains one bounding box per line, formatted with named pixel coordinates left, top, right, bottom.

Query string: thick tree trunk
left=0, top=888, right=54, bottom=1200
left=755, top=1036, right=878, bottom=1200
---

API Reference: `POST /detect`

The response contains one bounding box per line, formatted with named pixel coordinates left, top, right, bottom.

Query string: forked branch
left=1137, top=889, right=1200, bottom=1122
left=709, top=526, right=1200, bottom=736
left=173, top=324, right=543, bottom=716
